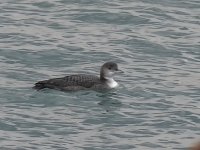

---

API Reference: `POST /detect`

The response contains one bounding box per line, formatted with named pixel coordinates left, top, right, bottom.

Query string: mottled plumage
left=35, top=74, right=103, bottom=91
left=34, top=62, right=121, bottom=91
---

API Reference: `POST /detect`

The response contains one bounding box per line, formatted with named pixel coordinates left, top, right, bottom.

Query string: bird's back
left=34, top=74, right=101, bottom=91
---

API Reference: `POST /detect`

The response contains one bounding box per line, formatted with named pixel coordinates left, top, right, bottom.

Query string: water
left=0, top=0, right=200, bottom=149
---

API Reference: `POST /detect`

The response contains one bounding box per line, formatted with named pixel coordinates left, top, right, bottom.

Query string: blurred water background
left=0, top=0, right=200, bottom=149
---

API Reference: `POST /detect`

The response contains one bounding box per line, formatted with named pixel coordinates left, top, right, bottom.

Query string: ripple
left=0, top=0, right=200, bottom=149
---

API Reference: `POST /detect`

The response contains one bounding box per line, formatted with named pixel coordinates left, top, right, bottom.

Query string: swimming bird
left=34, top=62, right=121, bottom=91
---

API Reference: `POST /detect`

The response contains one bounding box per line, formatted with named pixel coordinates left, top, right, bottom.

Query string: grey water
left=0, top=0, right=200, bottom=149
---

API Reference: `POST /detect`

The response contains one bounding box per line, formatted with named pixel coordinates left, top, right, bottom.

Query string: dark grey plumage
left=34, top=62, right=120, bottom=91
left=34, top=74, right=104, bottom=91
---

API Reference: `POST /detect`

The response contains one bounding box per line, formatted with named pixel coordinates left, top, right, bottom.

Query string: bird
left=33, top=62, right=122, bottom=92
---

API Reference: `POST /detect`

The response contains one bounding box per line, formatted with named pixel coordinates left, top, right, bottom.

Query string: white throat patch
left=105, top=78, right=119, bottom=88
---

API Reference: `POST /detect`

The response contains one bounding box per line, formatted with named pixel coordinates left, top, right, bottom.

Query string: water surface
left=0, top=0, right=200, bottom=149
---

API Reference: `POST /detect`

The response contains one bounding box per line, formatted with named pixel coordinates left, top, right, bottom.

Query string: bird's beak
left=116, top=69, right=124, bottom=73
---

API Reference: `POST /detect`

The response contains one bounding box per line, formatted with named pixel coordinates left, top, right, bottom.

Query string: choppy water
left=0, top=0, right=200, bottom=149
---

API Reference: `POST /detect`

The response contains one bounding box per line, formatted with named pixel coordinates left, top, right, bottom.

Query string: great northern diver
left=34, top=62, right=121, bottom=91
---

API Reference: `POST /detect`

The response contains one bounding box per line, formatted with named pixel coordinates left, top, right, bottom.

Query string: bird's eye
left=108, top=67, right=111, bottom=70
